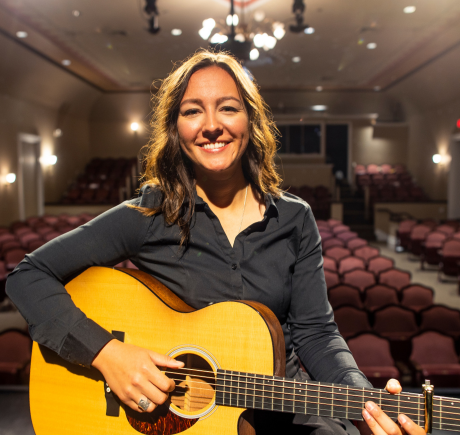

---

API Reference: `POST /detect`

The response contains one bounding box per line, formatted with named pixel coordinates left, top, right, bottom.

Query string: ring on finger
left=138, top=397, right=151, bottom=412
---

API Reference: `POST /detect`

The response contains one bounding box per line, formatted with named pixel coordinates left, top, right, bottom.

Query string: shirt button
left=231, top=264, right=237, bottom=270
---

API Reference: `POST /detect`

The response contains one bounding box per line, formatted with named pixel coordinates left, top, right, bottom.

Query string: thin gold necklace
left=238, top=185, right=248, bottom=233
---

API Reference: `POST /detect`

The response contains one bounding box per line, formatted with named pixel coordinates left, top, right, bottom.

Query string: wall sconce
left=40, top=155, right=58, bottom=166
left=5, top=173, right=16, bottom=184
left=130, top=122, right=140, bottom=132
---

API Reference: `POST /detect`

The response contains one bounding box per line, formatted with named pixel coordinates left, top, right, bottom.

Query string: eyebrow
left=180, top=96, right=242, bottom=107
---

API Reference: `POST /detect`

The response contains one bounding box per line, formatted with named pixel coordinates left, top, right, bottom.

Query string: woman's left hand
left=357, top=379, right=426, bottom=435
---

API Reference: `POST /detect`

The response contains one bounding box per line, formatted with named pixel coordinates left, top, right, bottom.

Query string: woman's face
left=177, top=66, right=250, bottom=179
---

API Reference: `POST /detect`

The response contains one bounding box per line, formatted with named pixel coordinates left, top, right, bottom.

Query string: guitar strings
left=164, top=375, right=460, bottom=422
left=165, top=378, right=460, bottom=427
left=164, top=369, right=456, bottom=411
left=163, top=366, right=460, bottom=409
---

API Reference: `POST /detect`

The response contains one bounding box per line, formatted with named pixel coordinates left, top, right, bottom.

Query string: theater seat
left=400, top=285, right=434, bottom=312
left=364, top=285, right=399, bottom=311
left=353, top=246, right=380, bottom=263
left=347, top=333, right=400, bottom=388
left=411, top=331, right=460, bottom=387
left=0, top=329, right=32, bottom=384
left=324, top=246, right=352, bottom=263
left=334, top=306, right=371, bottom=339
left=342, top=269, right=376, bottom=292
left=420, top=305, right=460, bottom=339
left=379, top=269, right=411, bottom=291
left=328, top=285, right=363, bottom=309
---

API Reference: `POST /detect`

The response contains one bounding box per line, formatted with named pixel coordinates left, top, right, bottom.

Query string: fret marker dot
left=452, top=402, right=454, bottom=405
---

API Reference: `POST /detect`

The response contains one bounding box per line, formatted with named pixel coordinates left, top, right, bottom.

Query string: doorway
left=17, top=133, right=43, bottom=221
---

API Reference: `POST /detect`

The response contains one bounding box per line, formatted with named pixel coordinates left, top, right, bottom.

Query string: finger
left=398, top=414, right=426, bottom=435
left=151, top=352, right=185, bottom=369
left=363, top=408, right=401, bottom=435
left=365, top=401, right=403, bottom=435
left=385, top=378, right=402, bottom=395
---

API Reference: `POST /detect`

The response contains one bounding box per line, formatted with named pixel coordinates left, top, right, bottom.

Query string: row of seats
left=60, top=157, right=139, bottom=205
left=354, top=164, right=428, bottom=202
left=318, top=218, right=460, bottom=386
left=348, top=330, right=460, bottom=388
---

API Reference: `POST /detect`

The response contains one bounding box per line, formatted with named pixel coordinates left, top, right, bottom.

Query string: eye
left=221, top=106, right=239, bottom=112
left=183, top=108, right=200, bottom=116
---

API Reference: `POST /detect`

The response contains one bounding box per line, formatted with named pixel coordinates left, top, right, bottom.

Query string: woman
left=6, top=50, right=425, bottom=435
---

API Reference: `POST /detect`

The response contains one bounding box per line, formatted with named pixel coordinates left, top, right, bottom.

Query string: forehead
left=182, top=66, right=240, bottom=100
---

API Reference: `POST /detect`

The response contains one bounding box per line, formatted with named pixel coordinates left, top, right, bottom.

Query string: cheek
left=177, top=119, right=199, bottom=145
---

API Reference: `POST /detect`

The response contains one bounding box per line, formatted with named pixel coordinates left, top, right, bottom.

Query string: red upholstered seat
left=342, top=269, right=376, bottom=292
left=336, top=231, right=358, bottom=243
left=347, top=238, right=368, bottom=250
left=324, top=270, right=340, bottom=289
left=409, top=225, right=432, bottom=256
left=334, top=306, right=371, bottom=338
left=327, top=219, right=342, bottom=228
left=420, top=305, right=460, bottom=339
left=373, top=305, right=418, bottom=341
left=367, top=256, right=394, bottom=275
left=436, top=225, right=455, bottom=236
left=18, top=232, right=41, bottom=249
left=27, top=239, right=45, bottom=252
left=379, top=269, right=411, bottom=291
left=363, top=285, right=399, bottom=311
left=353, top=246, right=380, bottom=263
left=411, top=332, right=460, bottom=387
left=0, top=330, right=32, bottom=384
left=397, top=220, right=417, bottom=250
left=421, top=231, right=447, bottom=270
left=400, top=285, right=434, bottom=312
left=43, top=231, right=61, bottom=242
left=332, top=224, right=350, bottom=235
left=322, top=238, right=345, bottom=251
left=347, top=333, right=399, bottom=388
left=4, top=248, right=27, bottom=270
left=322, top=256, right=337, bottom=272
left=439, top=240, right=460, bottom=277
left=328, top=285, right=363, bottom=309
left=338, top=257, right=366, bottom=275
left=324, top=247, right=352, bottom=263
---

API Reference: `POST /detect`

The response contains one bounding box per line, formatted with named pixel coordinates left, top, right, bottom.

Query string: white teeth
left=203, top=142, right=226, bottom=150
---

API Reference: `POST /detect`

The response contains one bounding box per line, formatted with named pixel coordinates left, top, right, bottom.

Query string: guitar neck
left=215, top=369, right=460, bottom=432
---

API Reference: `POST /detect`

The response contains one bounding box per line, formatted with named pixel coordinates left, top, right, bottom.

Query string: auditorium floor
left=372, top=242, right=460, bottom=309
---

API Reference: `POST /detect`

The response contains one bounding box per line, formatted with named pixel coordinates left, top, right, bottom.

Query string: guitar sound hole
left=169, top=353, right=216, bottom=413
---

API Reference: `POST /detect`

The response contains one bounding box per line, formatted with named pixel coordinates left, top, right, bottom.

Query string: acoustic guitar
left=30, top=267, right=458, bottom=434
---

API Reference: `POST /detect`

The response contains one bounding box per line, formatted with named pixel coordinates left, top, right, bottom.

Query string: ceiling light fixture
left=198, top=0, right=284, bottom=61
left=311, top=105, right=327, bottom=111
left=40, top=155, right=58, bottom=166
left=16, top=31, right=28, bottom=38
left=171, top=29, right=182, bottom=36
left=144, top=0, right=160, bottom=34
left=316, top=86, right=323, bottom=92
left=72, top=10, right=81, bottom=17
left=292, top=56, right=301, bottom=63
left=367, top=42, right=377, bottom=49
left=130, top=122, right=140, bottom=132
left=403, top=6, right=416, bottom=13
left=374, top=86, right=381, bottom=91
left=61, top=60, right=71, bottom=66
left=304, top=27, right=315, bottom=34
left=432, top=154, right=442, bottom=164
left=53, top=128, right=62, bottom=137
left=290, top=0, right=310, bottom=33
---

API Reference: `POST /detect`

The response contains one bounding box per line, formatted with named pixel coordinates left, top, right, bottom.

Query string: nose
left=202, top=111, right=223, bottom=141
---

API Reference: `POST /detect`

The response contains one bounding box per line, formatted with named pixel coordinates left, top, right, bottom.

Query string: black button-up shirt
left=6, top=186, right=370, bottom=388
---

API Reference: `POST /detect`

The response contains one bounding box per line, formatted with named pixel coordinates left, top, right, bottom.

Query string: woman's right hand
left=92, top=339, right=184, bottom=413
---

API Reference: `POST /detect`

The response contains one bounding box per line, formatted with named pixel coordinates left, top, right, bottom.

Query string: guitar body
left=30, top=267, right=286, bottom=435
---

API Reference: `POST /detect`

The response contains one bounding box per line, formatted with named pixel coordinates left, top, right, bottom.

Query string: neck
left=195, top=165, right=247, bottom=209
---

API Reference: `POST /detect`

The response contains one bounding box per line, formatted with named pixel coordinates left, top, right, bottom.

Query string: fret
left=293, top=380, right=307, bottom=414
left=230, top=371, right=239, bottom=408
left=306, top=381, right=319, bottom=416
left=252, top=374, right=264, bottom=410
left=236, top=372, right=245, bottom=408
left=380, top=390, right=396, bottom=420
left=319, top=383, right=333, bottom=417
left=273, top=376, right=284, bottom=412
left=418, top=394, right=422, bottom=427
left=330, top=385, right=348, bottom=419
left=399, top=393, right=421, bottom=423
left=263, top=377, right=274, bottom=411
left=243, top=372, right=247, bottom=408
left=282, top=378, right=295, bottom=413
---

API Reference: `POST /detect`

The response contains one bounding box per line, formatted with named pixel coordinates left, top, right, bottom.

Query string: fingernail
left=363, top=409, right=371, bottom=420
left=399, top=414, right=407, bottom=425
left=365, top=401, right=375, bottom=411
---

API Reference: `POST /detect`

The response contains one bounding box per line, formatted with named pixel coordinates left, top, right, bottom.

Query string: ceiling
left=1, top=0, right=460, bottom=92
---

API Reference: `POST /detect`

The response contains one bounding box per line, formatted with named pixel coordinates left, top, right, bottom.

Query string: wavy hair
left=137, top=49, right=282, bottom=245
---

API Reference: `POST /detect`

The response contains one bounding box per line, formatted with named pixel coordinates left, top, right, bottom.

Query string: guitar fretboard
left=215, top=369, right=460, bottom=432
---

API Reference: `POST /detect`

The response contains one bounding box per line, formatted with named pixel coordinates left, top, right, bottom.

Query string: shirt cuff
left=60, top=318, right=116, bottom=367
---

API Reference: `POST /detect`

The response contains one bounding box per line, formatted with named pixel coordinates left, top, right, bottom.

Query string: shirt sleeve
left=288, top=205, right=372, bottom=388
left=6, top=191, right=156, bottom=368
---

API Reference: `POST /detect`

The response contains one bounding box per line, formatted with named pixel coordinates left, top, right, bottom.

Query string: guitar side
left=29, top=266, right=286, bottom=435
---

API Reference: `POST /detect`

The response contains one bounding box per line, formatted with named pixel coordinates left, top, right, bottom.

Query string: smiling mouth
left=200, top=142, right=227, bottom=150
